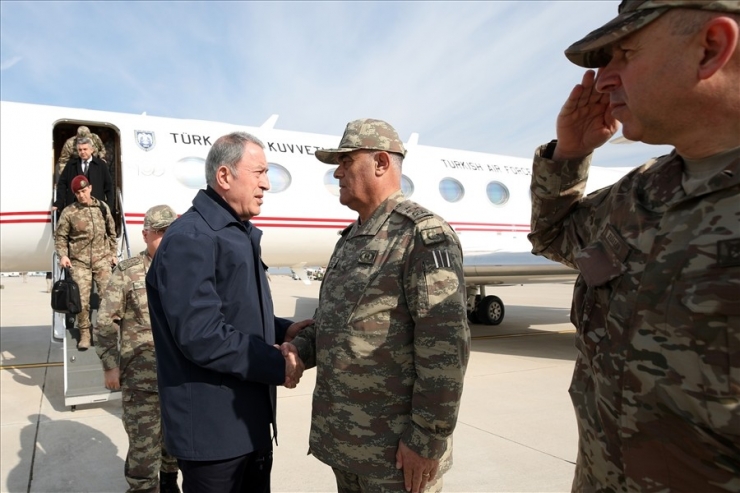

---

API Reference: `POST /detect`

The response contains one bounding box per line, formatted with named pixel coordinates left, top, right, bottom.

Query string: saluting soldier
left=283, top=119, right=470, bottom=493
left=55, top=175, right=117, bottom=349
left=95, top=205, right=180, bottom=493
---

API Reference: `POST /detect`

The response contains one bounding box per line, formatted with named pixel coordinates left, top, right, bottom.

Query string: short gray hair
left=205, top=132, right=265, bottom=188
left=76, top=137, right=93, bottom=147
left=389, top=152, right=403, bottom=171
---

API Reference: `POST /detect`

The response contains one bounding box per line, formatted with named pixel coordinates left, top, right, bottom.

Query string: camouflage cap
left=315, top=118, right=407, bottom=164
left=71, top=175, right=90, bottom=193
left=76, top=126, right=91, bottom=136
left=566, top=0, right=740, bottom=68
left=143, top=204, right=177, bottom=230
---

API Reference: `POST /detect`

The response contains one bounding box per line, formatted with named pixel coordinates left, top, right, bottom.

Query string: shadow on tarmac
left=6, top=414, right=126, bottom=493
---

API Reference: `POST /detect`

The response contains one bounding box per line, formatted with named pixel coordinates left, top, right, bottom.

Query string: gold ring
left=422, top=473, right=430, bottom=477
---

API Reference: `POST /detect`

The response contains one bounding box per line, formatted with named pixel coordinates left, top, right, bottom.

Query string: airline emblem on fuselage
left=135, top=130, right=156, bottom=151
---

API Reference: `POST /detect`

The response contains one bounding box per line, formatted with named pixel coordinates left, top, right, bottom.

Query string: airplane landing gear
left=477, top=295, right=504, bottom=325
left=466, top=289, right=505, bottom=325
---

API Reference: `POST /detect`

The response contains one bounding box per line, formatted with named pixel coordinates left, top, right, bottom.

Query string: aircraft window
left=174, top=157, right=207, bottom=189
left=401, top=174, right=414, bottom=198
left=439, top=178, right=464, bottom=203
left=486, top=181, right=510, bottom=205
left=267, top=163, right=291, bottom=193
left=324, top=168, right=339, bottom=196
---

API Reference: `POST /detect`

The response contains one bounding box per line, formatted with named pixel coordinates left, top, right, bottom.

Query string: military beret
left=71, top=175, right=90, bottom=194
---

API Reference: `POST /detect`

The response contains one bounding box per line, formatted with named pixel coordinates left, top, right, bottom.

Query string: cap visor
left=314, top=147, right=358, bottom=164
left=565, top=8, right=666, bottom=68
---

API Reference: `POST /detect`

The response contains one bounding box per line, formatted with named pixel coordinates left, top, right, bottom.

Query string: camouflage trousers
left=332, top=467, right=443, bottom=493
left=70, top=259, right=112, bottom=331
left=122, top=388, right=178, bottom=493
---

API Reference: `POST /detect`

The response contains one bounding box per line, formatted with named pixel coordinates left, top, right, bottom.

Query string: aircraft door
left=52, top=121, right=123, bottom=236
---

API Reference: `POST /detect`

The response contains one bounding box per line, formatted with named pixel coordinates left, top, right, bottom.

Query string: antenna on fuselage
left=406, top=132, right=419, bottom=147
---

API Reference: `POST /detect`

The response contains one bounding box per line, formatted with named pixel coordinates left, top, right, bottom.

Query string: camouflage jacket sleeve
left=54, top=209, right=72, bottom=259
left=91, top=134, right=106, bottom=161
left=291, top=323, right=317, bottom=369
left=400, top=217, right=470, bottom=459
left=95, top=269, right=125, bottom=370
left=528, top=143, right=606, bottom=269
left=58, top=138, right=74, bottom=168
left=103, top=203, right=117, bottom=257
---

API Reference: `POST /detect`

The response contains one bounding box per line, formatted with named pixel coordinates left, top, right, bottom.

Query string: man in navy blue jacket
left=146, top=132, right=310, bottom=493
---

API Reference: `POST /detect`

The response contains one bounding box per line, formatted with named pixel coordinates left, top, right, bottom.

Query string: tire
left=476, top=295, right=504, bottom=325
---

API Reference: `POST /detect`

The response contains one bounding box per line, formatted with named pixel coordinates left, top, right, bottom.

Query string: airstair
left=51, top=188, right=131, bottom=410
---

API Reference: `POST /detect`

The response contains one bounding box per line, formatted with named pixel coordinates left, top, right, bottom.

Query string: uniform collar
left=351, top=189, right=405, bottom=238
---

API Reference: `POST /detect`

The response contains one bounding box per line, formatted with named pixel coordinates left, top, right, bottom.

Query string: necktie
left=82, top=160, right=89, bottom=175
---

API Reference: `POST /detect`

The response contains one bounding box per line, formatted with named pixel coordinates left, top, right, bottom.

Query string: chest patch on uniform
left=358, top=250, right=377, bottom=265
left=717, top=238, right=740, bottom=267
left=421, top=227, right=445, bottom=246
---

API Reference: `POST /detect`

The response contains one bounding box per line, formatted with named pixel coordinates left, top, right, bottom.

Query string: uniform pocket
left=677, top=272, right=740, bottom=435
left=572, top=227, right=630, bottom=361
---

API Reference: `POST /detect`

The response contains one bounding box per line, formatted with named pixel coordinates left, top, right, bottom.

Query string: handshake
left=277, top=318, right=312, bottom=389
left=280, top=342, right=304, bottom=389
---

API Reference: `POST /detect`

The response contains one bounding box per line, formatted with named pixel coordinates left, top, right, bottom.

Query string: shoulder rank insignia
left=118, top=257, right=142, bottom=271
left=394, top=200, right=433, bottom=223
left=421, top=226, right=446, bottom=246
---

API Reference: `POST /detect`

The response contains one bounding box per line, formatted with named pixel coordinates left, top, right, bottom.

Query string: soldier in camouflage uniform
left=96, top=205, right=180, bottom=493
left=58, top=125, right=107, bottom=174
left=528, top=1, right=740, bottom=491
left=284, top=119, right=470, bottom=493
left=55, top=175, right=118, bottom=349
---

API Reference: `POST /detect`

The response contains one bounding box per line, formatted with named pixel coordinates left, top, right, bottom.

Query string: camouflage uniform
left=292, top=190, right=470, bottom=482
left=58, top=132, right=107, bottom=173
left=96, top=250, right=178, bottom=493
left=54, top=197, right=117, bottom=337
left=528, top=146, right=740, bottom=492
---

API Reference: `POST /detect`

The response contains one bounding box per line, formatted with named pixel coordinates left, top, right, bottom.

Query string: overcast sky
left=0, top=1, right=674, bottom=167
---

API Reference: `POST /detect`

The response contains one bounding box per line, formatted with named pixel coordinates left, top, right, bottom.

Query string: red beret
left=71, top=175, right=90, bottom=194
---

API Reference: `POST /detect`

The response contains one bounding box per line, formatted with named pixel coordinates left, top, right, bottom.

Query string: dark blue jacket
left=146, top=187, right=292, bottom=461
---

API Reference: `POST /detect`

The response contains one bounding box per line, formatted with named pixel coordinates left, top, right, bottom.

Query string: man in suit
left=54, top=137, right=115, bottom=215
left=146, top=132, right=311, bottom=493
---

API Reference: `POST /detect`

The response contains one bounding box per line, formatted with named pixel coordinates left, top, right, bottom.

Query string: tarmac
left=1, top=274, right=580, bottom=493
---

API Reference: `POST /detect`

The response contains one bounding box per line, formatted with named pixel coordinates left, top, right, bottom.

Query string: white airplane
left=0, top=100, right=627, bottom=327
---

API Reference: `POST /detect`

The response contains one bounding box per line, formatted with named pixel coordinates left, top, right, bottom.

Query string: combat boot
left=160, top=471, right=180, bottom=493
left=77, top=328, right=91, bottom=350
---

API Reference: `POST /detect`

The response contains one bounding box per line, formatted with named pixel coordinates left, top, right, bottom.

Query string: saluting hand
left=554, top=70, right=619, bottom=161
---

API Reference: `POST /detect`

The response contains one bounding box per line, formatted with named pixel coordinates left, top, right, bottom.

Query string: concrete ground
left=1, top=274, right=579, bottom=493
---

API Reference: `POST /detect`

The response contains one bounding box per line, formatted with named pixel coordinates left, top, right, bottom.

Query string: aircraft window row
left=269, top=165, right=511, bottom=206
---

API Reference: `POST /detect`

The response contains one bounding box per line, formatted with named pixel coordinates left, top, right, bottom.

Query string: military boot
left=77, top=328, right=91, bottom=350
left=160, top=471, right=180, bottom=493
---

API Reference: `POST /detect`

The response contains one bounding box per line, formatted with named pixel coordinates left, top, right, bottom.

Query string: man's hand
left=59, top=256, right=72, bottom=268
left=104, top=368, right=121, bottom=390
left=554, top=70, right=619, bottom=161
left=284, top=319, right=314, bottom=343
left=395, top=440, right=439, bottom=493
left=279, top=343, right=304, bottom=389
left=110, top=256, right=118, bottom=267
